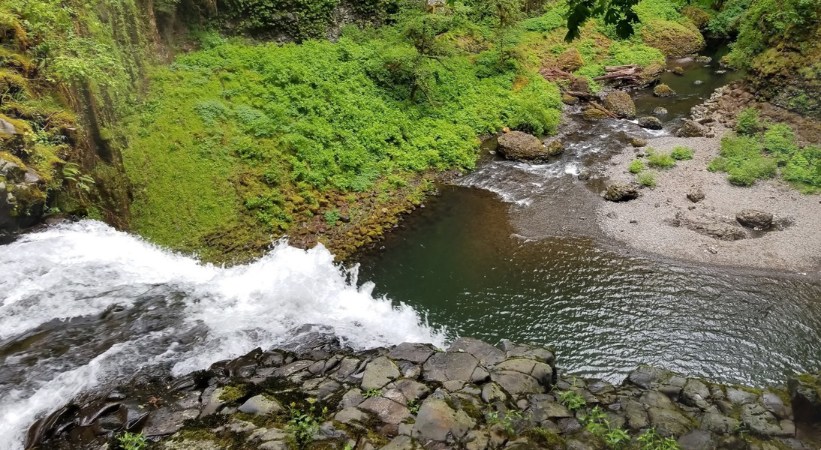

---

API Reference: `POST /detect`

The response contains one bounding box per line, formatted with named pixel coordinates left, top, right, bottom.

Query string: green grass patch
left=647, top=149, right=677, bottom=169
left=628, top=159, right=645, bottom=174
left=708, top=135, right=776, bottom=186
left=637, top=171, right=657, bottom=187
left=670, top=146, right=694, bottom=160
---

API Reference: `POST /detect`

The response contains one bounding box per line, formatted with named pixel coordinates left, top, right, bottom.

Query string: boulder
left=638, top=116, right=663, bottom=130
left=676, top=119, right=708, bottom=138
left=583, top=107, right=611, bottom=121
left=788, top=372, right=821, bottom=423
left=412, top=398, right=475, bottom=442
left=654, top=107, right=669, bottom=116
left=630, top=137, right=648, bottom=148
left=672, top=66, right=685, bottom=75
left=653, top=84, right=677, bottom=97
left=604, top=183, right=640, bottom=202
left=562, top=94, right=580, bottom=105
left=545, top=139, right=564, bottom=156
left=497, top=131, right=551, bottom=162
left=735, top=209, right=773, bottom=230
left=603, top=91, right=637, bottom=119
left=674, top=213, right=747, bottom=241
left=558, top=48, right=585, bottom=72
left=686, top=188, right=705, bottom=203
left=238, top=395, right=282, bottom=416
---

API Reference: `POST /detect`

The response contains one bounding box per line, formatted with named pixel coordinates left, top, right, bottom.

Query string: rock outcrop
left=497, top=131, right=555, bottom=162
left=26, top=335, right=821, bottom=450
left=604, top=183, right=640, bottom=202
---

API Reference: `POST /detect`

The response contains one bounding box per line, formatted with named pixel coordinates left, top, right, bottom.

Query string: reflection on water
left=358, top=186, right=821, bottom=386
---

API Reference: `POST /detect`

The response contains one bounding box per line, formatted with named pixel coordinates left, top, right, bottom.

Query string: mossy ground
left=120, top=0, right=706, bottom=263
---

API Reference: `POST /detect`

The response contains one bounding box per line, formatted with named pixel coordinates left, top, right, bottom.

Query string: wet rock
left=687, top=188, right=705, bottom=203
left=497, top=131, right=552, bottom=162
left=423, top=352, right=478, bottom=383
left=577, top=169, right=591, bottom=181
left=604, top=183, right=640, bottom=202
left=499, top=340, right=555, bottom=365
left=412, top=398, right=475, bottom=442
left=676, top=119, right=708, bottom=137
left=238, top=395, right=282, bottom=416
left=490, top=370, right=544, bottom=396
left=144, top=407, right=199, bottom=436
left=389, top=343, right=436, bottom=364
left=672, top=66, right=685, bottom=75
left=562, top=94, right=580, bottom=105
left=648, top=406, right=693, bottom=437
left=638, top=116, right=664, bottom=130
left=583, top=107, right=611, bottom=121
left=630, top=137, right=648, bottom=147
left=787, top=372, right=821, bottom=423
left=545, top=138, right=564, bottom=156
left=448, top=338, right=505, bottom=366
left=360, top=396, right=411, bottom=424
left=653, top=84, right=677, bottom=97
left=335, top=407, right=370, bottom=425
left=736, top=209, right=773, bottom=230
left=362, top=356, right=400, bottom=390
left=700, top=412, right=739, bottom=434
left=677, top=430, right=715, bottom=450
left=682, top=379, right=711, bottom=409
left=654, top=106, right=669, bottom=116
left=603, top=91, right=637, bottom=119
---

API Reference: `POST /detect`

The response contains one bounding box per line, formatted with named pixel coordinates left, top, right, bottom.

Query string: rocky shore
left=27, top=335, right=821, bottom=450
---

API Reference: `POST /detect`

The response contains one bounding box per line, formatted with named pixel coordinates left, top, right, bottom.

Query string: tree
left=564, top=0, right=640, bottom=41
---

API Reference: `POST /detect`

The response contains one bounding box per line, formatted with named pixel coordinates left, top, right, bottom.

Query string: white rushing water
left=0, top=220, right=444, bottom=450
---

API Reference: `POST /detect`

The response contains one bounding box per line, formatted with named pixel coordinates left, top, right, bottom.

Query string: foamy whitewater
left=0, top=220, right=444, bottom=450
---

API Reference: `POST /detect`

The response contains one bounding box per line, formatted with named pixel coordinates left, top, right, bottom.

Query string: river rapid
left=1, top=47, right=820, bottom=450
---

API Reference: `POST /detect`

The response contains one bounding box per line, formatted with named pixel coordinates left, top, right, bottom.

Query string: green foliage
left=116, top=432, right=148, bottom=450
left=638, top=428, right=680, bottom=450
left=647, top=150, right=676, bottom=169
left=604, top=428, right=631, bottom=449
left=629, top=159, right=645, bottom=173
left=783, top=146, right=821, bottom=193
left=707, top=0, right=751, bottom=36
left=558, top=390, right=586, bottom=411
left=565, top=0, right=641, bottom=41
left=486, top=409, right=524, bottom=436
left=725, top=0, right=820, bottom=68
left=287, top=398, right=327, bottom=448
left=637, top=170, right=656, bottom=187
left=62, top=162, right=95, bottom=193
left=735, top=107, right=761, bottom=135
left=708, top=135, right=776, bottom=186
left=762, top=124, right=798, bottom=161
left=670, top=146, right=694, bottom=160
left=363, top=388, right=382, bottom=398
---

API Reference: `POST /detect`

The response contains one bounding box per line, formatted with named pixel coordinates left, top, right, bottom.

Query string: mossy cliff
left=27, top=336, right=821, bottom=449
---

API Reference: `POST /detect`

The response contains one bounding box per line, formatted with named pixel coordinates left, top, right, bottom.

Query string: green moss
left=528, top=427, right=566, bottom=448
left=219, top=385, right=248, bottom=403
left=640, top=19, right=705, bottom=57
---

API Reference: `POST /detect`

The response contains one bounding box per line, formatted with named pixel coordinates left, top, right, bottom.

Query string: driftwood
left=586, top=101, right=617, bottom=118
left=564, top=90, right=598, bottom=101
left=539, top=67, right=573, bottom=81
left=594, top=64, right=643, bottom=83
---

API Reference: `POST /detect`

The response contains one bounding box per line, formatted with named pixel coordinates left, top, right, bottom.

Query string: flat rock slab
left=412, top=398, right=476, bottom=442
left=361, top=356, right=400, bottom=390
left=423, top=352, right=479, bottom=383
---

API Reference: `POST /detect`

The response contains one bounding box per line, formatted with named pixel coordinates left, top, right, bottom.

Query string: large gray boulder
left=638, top=116, right=663, bottom=130
left=736, top=209, right=773, bottom=230
left=603, top=91, right=637, bottom=119
left=497, top=131, right=551, bottom=162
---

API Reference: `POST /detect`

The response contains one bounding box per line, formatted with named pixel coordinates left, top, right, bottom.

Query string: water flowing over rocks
left=26, top=336, right=821, bottom=450
left=496, top=131, right=556, bottom=162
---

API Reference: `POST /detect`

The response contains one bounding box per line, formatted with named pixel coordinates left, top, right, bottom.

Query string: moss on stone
left=219, top=385, right=248, bottom=403
left=641, top=19, right=705, bottom=58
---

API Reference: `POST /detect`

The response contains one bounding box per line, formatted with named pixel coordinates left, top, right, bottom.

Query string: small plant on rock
left=486, top=409, right=523, bottom=436
left=287, top=398, right=327, bottom=448
left=407, top=399, right=420, bottom=414
left=604, top=427, right=631, bottom=449
left=637, top=428, right=680, bottom=450
left=116, top=432, right=148, bottom=450
left=363, top=388, right=382, bottom=399
left=558, top=390, right=586, bottom=411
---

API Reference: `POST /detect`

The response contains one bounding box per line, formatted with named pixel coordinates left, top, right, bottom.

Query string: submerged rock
left=638, top=116, right=663, bottom=130
left=653, top=83, right=677, bottom=98
left=653, top=106, right=668, bottom=116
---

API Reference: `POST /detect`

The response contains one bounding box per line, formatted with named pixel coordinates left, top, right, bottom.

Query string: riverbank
left=27, top=335, right=821, bottom=449
left=597, top=125, right=821, bottom=274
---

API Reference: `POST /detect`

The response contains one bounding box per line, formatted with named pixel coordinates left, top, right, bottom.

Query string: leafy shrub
left=762, top=123, right=798, bottom=162
left=708, top=136, right=776, bottom=186
left=116, top=432, right=147, bottom=450
left=783, top=145, right=821, bottom=193
left=637, top=171, right=656, bottom=187
left=629, top=159, right=645, bottom=174
left=647, top=150, right=676, bottom=169
left=735, top=107, right=761, bottom=136
left=558, top=390, right=586, bottom=411
left=670, top=146, right=694, bottom=160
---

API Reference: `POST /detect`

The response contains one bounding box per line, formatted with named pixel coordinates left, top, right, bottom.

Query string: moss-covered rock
left=653, top=83, right=677, bottom=98
left=641, top=19, right=705, bottom=58
left=603, top=91, right=636, bottom=119
left=681, top=6, right=712, bottom=30
left=557, top=48, right=585, bottom=72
